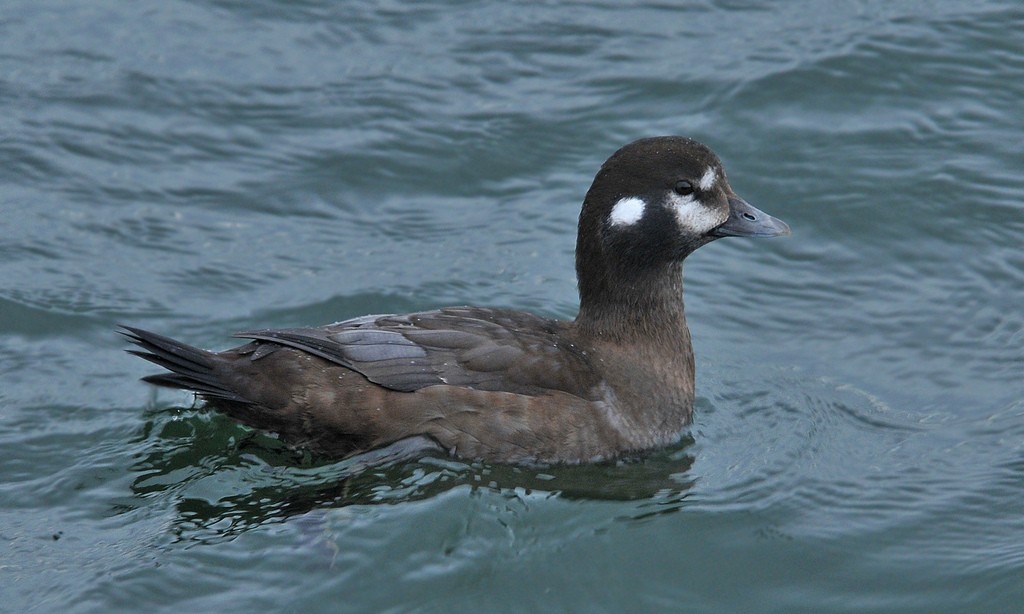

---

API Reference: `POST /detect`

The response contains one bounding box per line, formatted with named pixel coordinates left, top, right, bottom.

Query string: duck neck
left=574, top=260, right=689, bottom=344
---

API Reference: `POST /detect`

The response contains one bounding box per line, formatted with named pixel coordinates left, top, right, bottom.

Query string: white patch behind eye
left=609, top=196, right=646, bottom=226
left=699, top=167, right=717, bottom=191
left=669, top=193, right=723, bottom=234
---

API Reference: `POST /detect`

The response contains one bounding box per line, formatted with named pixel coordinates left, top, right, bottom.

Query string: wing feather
left=233, top=307, right=600, bottom=398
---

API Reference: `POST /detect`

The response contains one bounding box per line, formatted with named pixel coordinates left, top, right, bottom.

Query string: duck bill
left=710, top=196, right=791, bottom=238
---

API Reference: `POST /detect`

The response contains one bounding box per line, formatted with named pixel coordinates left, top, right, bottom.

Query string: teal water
left=2, top=1, right=1022, bottom=611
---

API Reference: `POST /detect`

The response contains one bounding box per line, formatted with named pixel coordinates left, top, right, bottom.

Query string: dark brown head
left=575, top=136, right=790, bottom=324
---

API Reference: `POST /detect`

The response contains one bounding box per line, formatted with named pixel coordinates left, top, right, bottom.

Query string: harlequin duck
left=122, top=136, right=789, bottom=465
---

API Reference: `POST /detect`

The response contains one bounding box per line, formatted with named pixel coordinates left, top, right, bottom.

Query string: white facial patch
left=609, top=196, right=646, bottom=226
left=699, top=167, right=717, bottom=191
left=669, top=192, right=724, bottom=234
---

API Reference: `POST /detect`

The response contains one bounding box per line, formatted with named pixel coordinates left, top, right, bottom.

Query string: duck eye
left=674, top=180, right=694, bottom=196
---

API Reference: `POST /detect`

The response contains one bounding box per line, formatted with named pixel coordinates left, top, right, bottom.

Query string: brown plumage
left=122, top=136, right=789, bottom=464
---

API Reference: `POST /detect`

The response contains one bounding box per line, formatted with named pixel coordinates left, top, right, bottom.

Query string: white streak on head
left=609, top=196, right=646, bottom=226
left=698, top=167, right=717, bottom=191
left=669, top=193, right=723, bottom=234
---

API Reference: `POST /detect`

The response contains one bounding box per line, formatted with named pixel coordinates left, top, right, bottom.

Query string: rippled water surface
left=2, top=1, right=1022, bottom=611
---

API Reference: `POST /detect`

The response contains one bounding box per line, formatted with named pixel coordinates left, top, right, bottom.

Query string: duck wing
left=234, top=307, right=602, bottom=400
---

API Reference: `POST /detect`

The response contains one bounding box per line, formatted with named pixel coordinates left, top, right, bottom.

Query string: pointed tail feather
left=119, top=325, right=250, bottom=404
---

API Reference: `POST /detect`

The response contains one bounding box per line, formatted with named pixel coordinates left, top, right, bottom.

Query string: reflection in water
left=124, top=407, right=696, bottom=544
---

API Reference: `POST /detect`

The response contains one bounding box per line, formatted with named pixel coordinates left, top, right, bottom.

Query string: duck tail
left=118, top=325, right=250, bottom=405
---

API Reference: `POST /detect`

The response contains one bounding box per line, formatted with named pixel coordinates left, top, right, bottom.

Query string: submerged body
left=124, top=136, right=789, bottom=464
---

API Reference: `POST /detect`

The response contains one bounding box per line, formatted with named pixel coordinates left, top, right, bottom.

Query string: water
left=2, top=1, right=1022, bottom=611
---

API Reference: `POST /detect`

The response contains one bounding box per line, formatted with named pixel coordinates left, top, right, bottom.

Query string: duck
left=122, top=136, right=790, bottom=465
